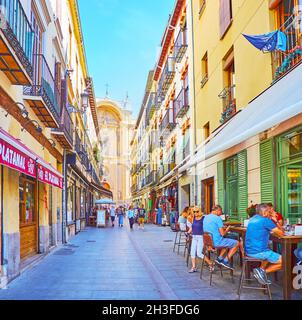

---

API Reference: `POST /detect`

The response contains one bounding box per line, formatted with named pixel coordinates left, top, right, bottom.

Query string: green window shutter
left=238, top=150, right=248, bottom=220
left=217, top=160, right=225, bottom=212
left=260, top=140, right=275, bottom=204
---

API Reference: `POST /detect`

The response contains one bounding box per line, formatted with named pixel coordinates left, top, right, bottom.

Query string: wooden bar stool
left=200, top=233, right=233, bottom=286
left=173, top=230, right=187, bottom=255
left=237, top=256, right=272, bottom=300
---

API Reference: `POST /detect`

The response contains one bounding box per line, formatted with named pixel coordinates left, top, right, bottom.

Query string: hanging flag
left=243, top=31, right=287, bottom=52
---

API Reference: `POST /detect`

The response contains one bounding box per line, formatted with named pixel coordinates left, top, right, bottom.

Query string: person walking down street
left=188, top=207, right=214, bottom=273
left=128, top=205, right=135, bottom=230
left=157, top=205, right=163, bottom=226
left=116, top=206, right=124, bottom=227
left=110, top=205, right=116, bottom=227
left=138, top=205, right=146, bottom=230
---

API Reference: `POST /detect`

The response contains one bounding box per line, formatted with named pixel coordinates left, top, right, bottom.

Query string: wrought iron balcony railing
left=273, top=12, right=302, bottom=81
left=23, top=54, right=61, bottom=127
left=218, top=85, right=236, bottom=124
left=174, top=87, right=190, bottom=118
left=174, top=28, right=188, bottom=63
left=146, top=92, right=158, bottom=120
left=160, top=106, right=176, bottom=137
left=0, top=0, right=34, bottom=84
left=75, top=131, right=82, bottom=155
left=158, top=56, right=175, bottom=99
left=52, top=103, right=73, bottom=149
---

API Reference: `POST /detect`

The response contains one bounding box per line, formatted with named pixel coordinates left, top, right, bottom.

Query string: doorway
left=280, top=163, right=302, bottom=223
left=202, top=177, right=215, bottom=214
left=19, top=176, right=37, bottom=260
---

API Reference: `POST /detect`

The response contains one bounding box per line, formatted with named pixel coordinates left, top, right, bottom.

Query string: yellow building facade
left=0, top=0, right=106, bottom=286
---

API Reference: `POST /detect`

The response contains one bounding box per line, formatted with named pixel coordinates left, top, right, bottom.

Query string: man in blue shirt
left=245, top=203, right=284, bottom=285
left=203, top=205, right=240, bottom=270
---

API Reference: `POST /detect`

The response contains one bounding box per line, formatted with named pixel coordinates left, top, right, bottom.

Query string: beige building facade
left=96, top=98, right=135, bottom=205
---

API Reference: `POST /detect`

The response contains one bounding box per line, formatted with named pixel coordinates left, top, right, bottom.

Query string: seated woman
left=178, top=207, right=190, bottom=231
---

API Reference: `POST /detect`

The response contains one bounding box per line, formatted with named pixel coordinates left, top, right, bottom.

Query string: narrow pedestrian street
left=0, top=222, right=298, bottom=301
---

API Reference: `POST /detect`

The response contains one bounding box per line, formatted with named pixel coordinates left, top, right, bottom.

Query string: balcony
left=146, top=92, right=158, bottom=120
left=158, top=57, right=175, bottom=99
left=219, top=85, right=236, bottom=124
left=52, top=104, right=73, bottom=149
left=273, top=13, right=302, bottom=81
left=145, top=170, right=158, bottom=186
left=75, top=131, right=82, bottom=155
left=174, top=28, right=188, bottom=63
left=0, top=0, right=33, bottom=85
left=174, top=87, right=190, bottom=118
left=160, top=106, right=176, bottom=137
left=23, top=54, right=61, bottom=128
left=131, top=184, right=138, bottom=194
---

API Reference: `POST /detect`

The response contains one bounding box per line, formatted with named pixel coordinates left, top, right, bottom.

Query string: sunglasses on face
left=193, top=211, right=200, bottom=213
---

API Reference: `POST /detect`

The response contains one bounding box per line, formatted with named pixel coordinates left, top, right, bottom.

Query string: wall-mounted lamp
left=6, top=102, right=29, bottom=119
left=81, top=90, right=89, bottom=111
left=21, top=119, right=42, bottom=134
left=42, top=138, right=56, bottom=150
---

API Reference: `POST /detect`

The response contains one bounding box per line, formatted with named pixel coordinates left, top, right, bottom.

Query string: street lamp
left=21, top=119, right=42, bottom=134
left=6, top=102, right=29, bottom=119
left=81, top=90, right=89, bottom=112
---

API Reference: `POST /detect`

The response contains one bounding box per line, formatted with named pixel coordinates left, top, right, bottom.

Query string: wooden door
left=202, top=178, right=215, bottom=214
left=19, top=177, right=37, bottom=260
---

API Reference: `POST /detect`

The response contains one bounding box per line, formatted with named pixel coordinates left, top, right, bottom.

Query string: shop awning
left=0, top=128, right=36, bottom=178
left=180, top=63, right=302, bottom=172
left=0, top=128, right=63, bottom=189
left=37, top=159, right=63, bottom=189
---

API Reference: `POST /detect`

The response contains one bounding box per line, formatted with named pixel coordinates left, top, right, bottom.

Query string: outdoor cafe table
left=227, top=225, right=302, bottom=300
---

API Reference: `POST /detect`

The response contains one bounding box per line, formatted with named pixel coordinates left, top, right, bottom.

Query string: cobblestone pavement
left=0, top=221, right=300, bottom=300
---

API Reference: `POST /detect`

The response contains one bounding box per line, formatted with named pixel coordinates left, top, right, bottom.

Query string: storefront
left=0, top=129, right=63, bottom=267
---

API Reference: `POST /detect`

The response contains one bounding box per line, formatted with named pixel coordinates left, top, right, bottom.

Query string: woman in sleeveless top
left=188, top=207, right=214, bottom=273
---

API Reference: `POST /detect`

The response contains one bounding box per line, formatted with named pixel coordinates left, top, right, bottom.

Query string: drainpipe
left=190, top=0, right=198, bottom=205
left=1, top=165, right=4, bottom=267
left=62, top=150, right=67, bottom=244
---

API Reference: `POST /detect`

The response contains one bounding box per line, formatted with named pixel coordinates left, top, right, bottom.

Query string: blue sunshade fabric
left=243, top=31, right=287, bottom=52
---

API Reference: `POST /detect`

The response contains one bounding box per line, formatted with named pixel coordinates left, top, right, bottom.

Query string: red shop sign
left=0, top=137, right=36, bottom=178
left=38, top=164, right=63, bottom=189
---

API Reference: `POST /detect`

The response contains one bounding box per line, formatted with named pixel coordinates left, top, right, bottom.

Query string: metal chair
left=173, top=229, right=187, bottom=255
left=200, top=232, right=234, bottom=286
left=237, top=255, right=272, bottom=300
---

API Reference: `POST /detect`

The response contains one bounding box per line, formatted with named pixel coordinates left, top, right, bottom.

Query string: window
left=219, top=0, right=232, bottom=39
left=203, top=122, right=210, bottom=140
left=201, top=52, right=208, bottom=87
left=67, top=184, right=75, bottom=223
left=220, top=49, right=236, bottom=122
left=19, top=177, right=36, bottom=226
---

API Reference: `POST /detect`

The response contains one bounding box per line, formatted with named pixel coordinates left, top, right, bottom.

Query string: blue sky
left=78, top=0, right=175, bottom=117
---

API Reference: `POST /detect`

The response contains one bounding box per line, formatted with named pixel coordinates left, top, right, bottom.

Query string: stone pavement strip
left=0, top=221, right=300, bottom=300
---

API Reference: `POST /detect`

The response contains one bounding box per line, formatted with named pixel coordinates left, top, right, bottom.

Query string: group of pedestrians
left=127, top=205, right=146, bottom=230
left=108, top=204, right=147, bottom=230
left=109, top=205, right=126, bottom=228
